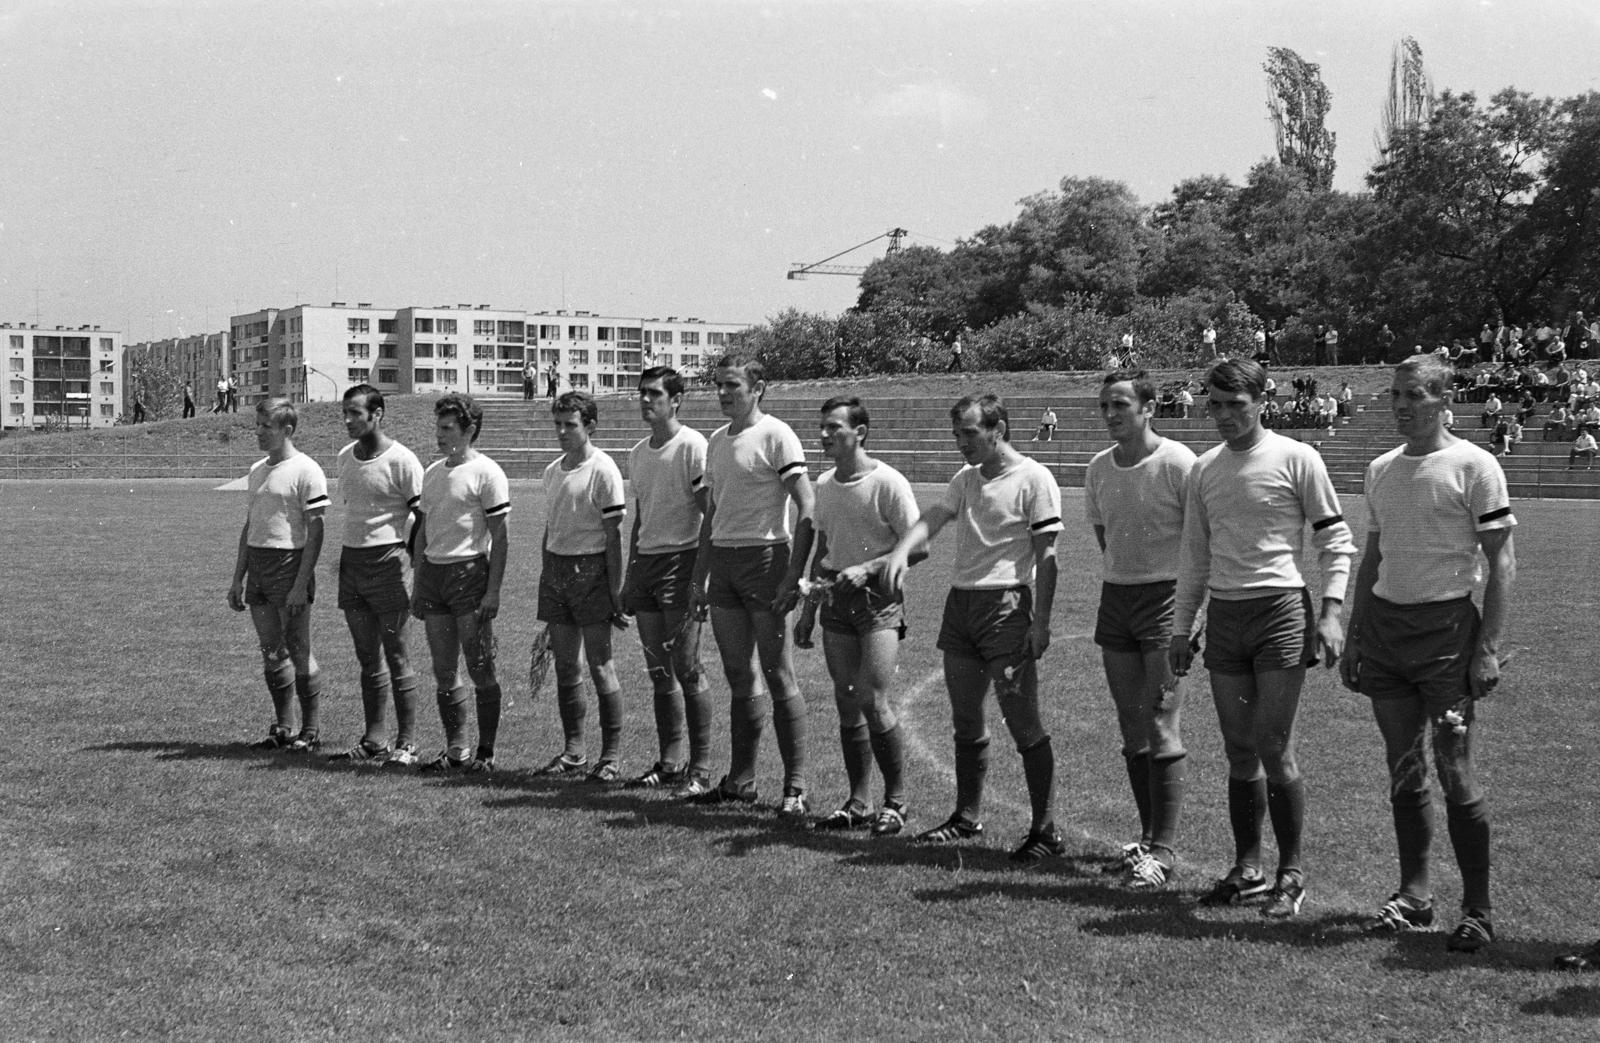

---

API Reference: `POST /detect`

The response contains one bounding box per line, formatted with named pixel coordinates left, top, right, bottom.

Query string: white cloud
left=866, top=82, right=987, bottom=128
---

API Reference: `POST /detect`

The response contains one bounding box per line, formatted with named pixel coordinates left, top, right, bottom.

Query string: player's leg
left=375, top=608, right=420, bottom=760
left=455, top=606, right=500, bottom=769
left=280, top=599, right=323, bottom=751
left=706, top=602, right=765, bottom=800
left=247, top=601, right=297, bottom=746
left=993, top=654, right=1063, bottom=861
left=749, top=603, right=809, bottom=814
left=1207, top=671, right=1271, bottom=899
left=1426, top=602, right=1493, bottom=951
left=579, top=618, right=624, bottom=780
left=545, top=620, right=589, bottom=767
left=1366, top=692, right=1437, bottom=931
left=818, top=628, right=873, bottom=827
left=632, top=608, right=688, bottom=784
left=1249, top=664, right=1309, bottom=916
left=1102, top=648, right=1155, bottom=854
left=855, top=625, right=908, bottom=832
left=928, top=651, right=990, bottom=839
left=664, top=602, right=713, bottom=790
left=342, top=606, right=394, bottom=754
left=421, top=611, right=471, bottom=768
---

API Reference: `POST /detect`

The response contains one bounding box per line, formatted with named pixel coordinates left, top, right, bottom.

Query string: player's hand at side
left=794, top=603, right=817, bottom=649
left=610, top=595, right=631, bottom=631
left=1315, top=615, right=1344, bottom=668
left=835, top=563, right=873, bottom=592
left=227, top=581, right=246, bottom=612
left=1023, top=619, right=1051, bottom=660
left=1338, top=636, right=1363, bottom=692
left=1468, top=646, right=1501, bottom=700
left=286, top=584, right=310, bottom=615
left=771, top=576, right=800, bottom=616
left=477, top=590, right=500, bottom=624
left=1167, top=633, right=1194, bottom=677
left=880, top=551, right=910, bottom=596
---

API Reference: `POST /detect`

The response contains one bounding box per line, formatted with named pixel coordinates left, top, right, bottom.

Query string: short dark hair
left=950, top=393, right=1010, bottom=441
left=714, top=352, right=765, bottom=387
left=1205, top=358, right=1268, bottom=400
left=342, top=383, right=384, bottom=414
left=435, top=392, right=483, bottom=442
left=639, top=366, right=685, bottom=398
left=820, top=395, right=869, bottom=429
left=553, top=389, right=598, bottom=426
left=1102, top=368, right=1157, bottom=405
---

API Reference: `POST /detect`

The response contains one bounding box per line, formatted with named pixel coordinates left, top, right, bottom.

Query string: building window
left=378, top=318, right=397, bottom=334
left=347, top=367, right=369, bottom=382
left=347, top=343, right=370, bottom=359
left=99, top=337, right=114, bottom=351
left=437, top=344, right=457, bottom=358
left=497, top=369, right=521, bottom=385
left=377, top=368, right=398, bottom=384
left=473, top=345, right=494, bottom=360
left=414, top=368, right=434, bottom=383
left=8, top=379, right=23, bottom=394
left=437, top=318, right=457, bottom=335
left=414, top=318, right=434, bottom=334
left=707, top=332, right=727, bottom=346
left=617, top=350, right=642, bottom=369
left=598, top=350, right=615, bottom=365
left=100, top=403, right=114, bottom=417
left=472, top=369, right=494, bottom=386
left=569, top=373, right=589, bottom=389
left=497, top=345, right=523, bottom=362
left=9, top=335, right=23, bottom=349
left=599, top=373, right=616, bottom=389
left=435, top=368, right=458, bottom=384
left=680, top=332, right=700, bottom=346
left=653, top=330, right=673, bottom=345
left=654, top=353, right=672, bottom=366
left=618, top=327, right=643, bottom=344
left=540, top=349, right=561, bottom=365
left=100, top=382, right=114, bottom=395
left=568, top=325, right=590, bottom=341
left=379, top=345, right=397, bottom=359
left=681, top=354, right=700, bottom=368
left=7, top=358, right=21, bottom=371
left=538, top=324, right=560, bottom=340
left=474, top=320, right=495, bottom=337
left=414, top=343, right=434, bottom=359
left=596, top=327, right=615, bottom=341
left=497, top=320, right=525, bottom=339
left=347, top=318, right=370, bottom=334
left=569, top=349, right=589, bottom=366
left=9, top=402, right=24, bottom=415
left=99, top=360, right=114, bottom=372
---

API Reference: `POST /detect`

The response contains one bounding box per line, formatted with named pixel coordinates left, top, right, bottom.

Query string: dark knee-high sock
left=954, top=737, right=990, bottom=823
left=1020, top=736, right=1056, bottom=831
left=1124, top=752, right=1153, bottom=843
left=438, top=685, right=471, bottom=753
left=1266, top=777, right=1306, bottom=877
left=1447, top=797, right=1492, bottom=915
left=771, top=688, right=808, bottom=793
left=597, top=686, right=624, bottom=763
left=682, top=675, right=714, bottom=777
left=294, top=673, right=322, bottom=737
left=1148, top=754, right=1187, bottom=862
left=360, top=670, right=390, bottom=744
left=474, top=683, right=502, bottom=761
left=1392, top=788, right=1433, bottom=901
left=653, top=683, right=687, bottom=766
left=870, top=725, right=907, bottom=808
left=264, top=660, right=296, bottom=731
left=392, top=673, right=419, bottom=748
left=555, top=683, right=587, bottom=758
left=839, top=721, right=872, bottom=806
left=728, top=695, right=768, bottom=790
left=1228, top=776, right=1268, bottom=871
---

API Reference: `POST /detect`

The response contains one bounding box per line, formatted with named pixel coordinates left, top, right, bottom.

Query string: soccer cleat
left=586, top=759, right=621, bottom=784
left=1446, top=910, right=1495, bottom=953
left=813, top=800, right=869, bottom=831
left=778, top=787, right=810, bottom=820
left=1198, top=866, right=1272, bottom=907
left=1009, top=825, right=1067, bottom=863
left=624, top=762, right=683, bottom=789
left=1102, top=841, right=1149, bottom=876
left=246, top=725, right=294, bottom=750
left=1366, top=893, right=1436, bottom=934
left=1554, top=939, right=1600, bottom=971
left=531, top=753, right=590, bottom=777
left=327, top=738, right=391, bottom=763
left=913, top=815, right=984, bottom=845
left=384, top=743, right=419, bottom=768
left=1125, top=851, right=1172, bottom=890
left=672, top=772, right=715, bottom=799
left=417, top=749, right=469, bottom=774
left=686, top=775, right=758, bottom=806
left=1261, top=873, right=1307, bottom=919
left=285, top=731, right=321, bottom=753
left=871, top=802, right=908, bottom=838
left=463, top=756, right=495, bottom=774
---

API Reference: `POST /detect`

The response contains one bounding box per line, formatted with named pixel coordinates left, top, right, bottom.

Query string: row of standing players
left=225, top=353, right=1597, bottom=971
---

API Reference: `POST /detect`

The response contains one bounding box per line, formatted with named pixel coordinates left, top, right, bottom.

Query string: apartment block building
left=3, top=322, right=123, bottom=429
left=121, top=332, right=230, bottom=412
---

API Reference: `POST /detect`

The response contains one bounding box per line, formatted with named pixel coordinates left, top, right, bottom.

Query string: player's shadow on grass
left=471, top=775, right=777, bottom=832
left=87, top=739, right=265, bottom=763
left=1521, top=983, right=1600, bottom=1018
left=1379, top=934, right=1600, bottom=977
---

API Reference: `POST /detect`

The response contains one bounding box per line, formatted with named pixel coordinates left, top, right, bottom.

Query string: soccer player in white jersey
left=622, top=367, right=715, bottom=795
left=1085, top=370, right=1197, bottom=889
left=410, top=393, right=511, bottom=773
left=882, top=393, right=1065, bottom=862
left=688, top=353, right=815, bottom=818
left=1170, top=358, right=1355, bottom=918
left=1341, top=354, right=1516, bottom=954
left=228, top=398, right=331, bottom=751
left=531, top=390, right=630, bottom=782
left=794, top=396, right=921, bottom=836
left=327, top=384, right=426, bottom=765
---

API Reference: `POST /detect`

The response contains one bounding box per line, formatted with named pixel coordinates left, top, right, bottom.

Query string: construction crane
left=786, top=228, right=908, bottom=280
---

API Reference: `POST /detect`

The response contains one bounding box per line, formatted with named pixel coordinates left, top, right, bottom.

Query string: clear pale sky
left=3, top=0, right=1597, bottom=342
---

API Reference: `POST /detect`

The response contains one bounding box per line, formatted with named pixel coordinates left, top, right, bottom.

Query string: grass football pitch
left=4, top=478, right=1600, bottom=1041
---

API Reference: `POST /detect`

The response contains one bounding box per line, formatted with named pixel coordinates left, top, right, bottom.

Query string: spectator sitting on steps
left=1544, top=403, right=1571, bottom=441
left=1568, top=429, right=1598, bottom=470
left=1480, top=394, right=1503, bottom=428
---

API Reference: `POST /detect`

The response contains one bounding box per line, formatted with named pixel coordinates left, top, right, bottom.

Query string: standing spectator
left=1325, top=326, right=1340, bottom=366
left=1565, top=312, right=1591, bottom=361
left=182, top=382, right=196, bottom=419
left=1478, top=324, right=1496, bottom=362
left=1265, top=320, right=1283, bottom=366
left=1313, top=325, right=1327, bottom=366
left=521, top=361, right=536, bottom=402
left=1377, top=323, right=1397, bottom=362
left=948, top=337, right=964, bottom=372
left=227, top=376, right=239, bottom=413
left=546, top=363, right=560, bottom=399
left=131, top=394, right=146, bottom=423
left=215, top=376, right=229, bottom=413
left=1120, top=329, right=1136, bottom=367
left=1253, top=325, right=1269, bottom=364
left=1202, top=322, right=1218, bottom=360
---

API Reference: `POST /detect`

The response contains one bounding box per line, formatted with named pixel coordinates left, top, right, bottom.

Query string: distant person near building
left=522, top=361, right=536, bottom=402
left=948, top=338, right=964, bottom=372
left=546, top=363, right=559, bottom=399
left=227, top=376, right=239, bottom=412
left=182, top=382, right=196, bottom=419
left=215, top=377, right=229, bottom=413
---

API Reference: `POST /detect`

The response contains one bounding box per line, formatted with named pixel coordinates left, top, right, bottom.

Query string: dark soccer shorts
left=538, top=551, right=617, bottom=627
left=936, top=586, right=1032, bottom=663
left=818, top=568, right=906, bottom=639
left=1202, top=588, right=1315, bottom=675
left=1355, top=595, right=1480, bottom=714
left=244, top=546, right=315, bottom=607
left=1094, top=580, right=1177, bottom=653
left=413, top=556, right=488, bottom=617
left=707, top=543, right=790, bottom=613
left=338, top=543, right=410, bottom=614
left=624, top=547, right=697, bottom=614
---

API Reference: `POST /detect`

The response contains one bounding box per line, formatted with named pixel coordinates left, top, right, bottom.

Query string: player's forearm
left=232, top=525, right=250, bottom=582
left=605, top=526, right=626, bottom=602
left=1032, top=553, right=1058, bottom=628
left=784, top=516, right=816, bottom=585
left=1312, top=520, right=1356, bottom=603
left=1477, top=540, right=1516, bottom=656
left=292, top=516, right=325, bottom=590
left=485, top=522, right=509, bottom=598
left=1345, top=543, right=1381, bottom=639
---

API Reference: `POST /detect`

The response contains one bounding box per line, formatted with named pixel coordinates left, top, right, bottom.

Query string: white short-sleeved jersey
left=1174, top=431, right=1355, bottom=634
left=1085, top=438, right=1196, bottom=585
left=337, top=440, right=424, bottom=549
left=628, top=426, right=707, bottom=554
left=816, top=461, right=920, bottom=571
left=542, top=450, right=626, bottom=556
left=705, top=413, right=807, bottom=547
left=940, top=456, right=1062, bottom=590
left=1364, top=440, right=1516, bottom=604
left=246, top=453, right=330, bottom=549
left=419, top=454, right=511, bottom=564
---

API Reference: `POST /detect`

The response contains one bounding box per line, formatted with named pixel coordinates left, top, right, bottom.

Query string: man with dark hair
left=689, top=353, right=816, bottom=818
left=533, top=390, right=630, bottom=781
left=1170, top=358, right=1355, bottom=918
left=795, top=396, right=921, bottom=835
left=228, top=398, right=331, bottom=751
left=883, top=393, right=1064, bottom=861
left=328, top=384, right=426, bottom=764
left=1342, top=353, right=1515, bottom=955
left=1086, top=370, right=1196, bottom=888
left=623, top=367, right=715, bottom=793
left=410, top=392, right=511, bottom=773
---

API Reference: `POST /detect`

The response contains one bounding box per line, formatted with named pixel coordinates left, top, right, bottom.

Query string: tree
left=854, top=244, right=975, bottom=345
left=1375, top=36, right=1433, bottom=157
left=1265, top=47, right=1337, bottom=191
left=122, top=348, right=187, bottom=421
left=1141, top=175, right=1243, bottom=300
left=739, top=308, right=838, bottom=381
